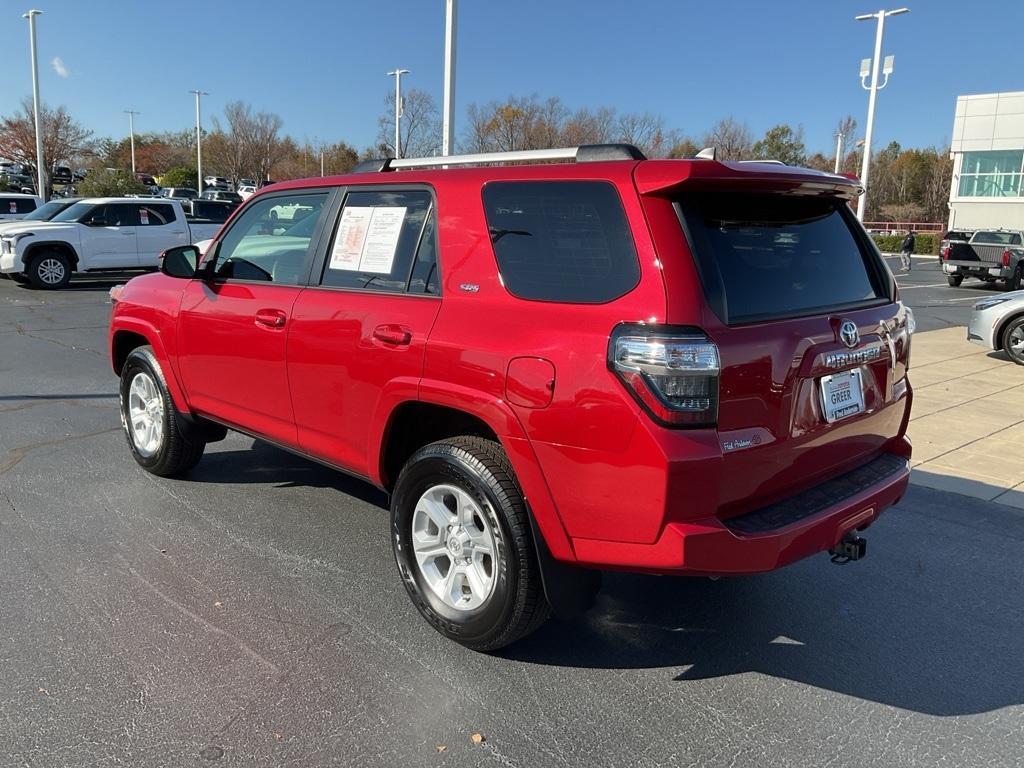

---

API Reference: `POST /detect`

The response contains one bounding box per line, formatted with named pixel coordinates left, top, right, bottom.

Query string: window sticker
left=139, top=208, right=149, bottom=225
left=329, top=206, right=407, bottom=274
left=9, top=201, right=16, bottom=214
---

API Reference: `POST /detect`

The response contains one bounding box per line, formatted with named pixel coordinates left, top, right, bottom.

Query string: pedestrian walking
left=899, top=230, right=915, bottom=272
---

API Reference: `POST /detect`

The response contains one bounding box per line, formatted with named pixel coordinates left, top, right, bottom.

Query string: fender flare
left=110, top=318, right=190, bottom=414
left=21, top=240, right=80, bottom=269
left=369, top=378, right=576, bottom=564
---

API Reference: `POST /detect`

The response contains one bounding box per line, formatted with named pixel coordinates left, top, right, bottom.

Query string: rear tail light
left=1002, top=249, right=1012, bottom=267
left=609, top=324, right=720, bottom=427
left=941, top=245, right=950, bottom=260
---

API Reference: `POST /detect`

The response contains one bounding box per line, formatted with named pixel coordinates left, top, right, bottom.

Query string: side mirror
left=160, top=244, right=200, bottom=278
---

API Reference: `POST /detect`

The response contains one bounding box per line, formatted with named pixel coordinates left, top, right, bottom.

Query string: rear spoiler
left=634, top=159, right=864, bottom=201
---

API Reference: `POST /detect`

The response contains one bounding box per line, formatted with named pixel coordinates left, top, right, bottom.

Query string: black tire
left=119, top=345, right=206, bottom=477
left=1005, top=265, right=1023, bottom=292
left=947, top=275, right=963, bottom=287
left=391, top=436, right=550, bottom=651
left=27, top=249, right=71, bottom=289
left=9, top=273, right=28, bottom=285
left=1002, top=316, right=1024, bottom=366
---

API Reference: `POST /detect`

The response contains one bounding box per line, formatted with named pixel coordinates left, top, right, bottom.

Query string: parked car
left=2, top=173, right=36, bottom=194
left=135, top=172, right=157, bottom=186
left=968, top=291, right=1024, bottom=365
left=942, top=229, right=1024, bottom=290
left=73, top=168, right=88, bottom=182
left=0, top=193, right=42, bottom=220
left=236, top=185, right=257, bottom=201
left=237, top=177, right=256, bottom=188
left=107, top=144, right=913, bottom=650
left=0, top=196, right=80, bottom=230
left=51, top=166, right=73, bottom=185
left=203, top=175, right=231, bottom=191
left=0, top=197, right=223, bottom=288
left=161, top=187, right=199, bottom=203
left=186, top=199, right=239, bottom=223
left=200, top=189, right=242, bottom=204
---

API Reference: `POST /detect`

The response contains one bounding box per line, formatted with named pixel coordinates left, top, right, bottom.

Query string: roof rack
left=352, top=143, right=646, bottom=173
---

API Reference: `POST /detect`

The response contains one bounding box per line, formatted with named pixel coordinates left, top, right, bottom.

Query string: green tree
left=668, top=138, right=702, bottom=158
left=752, top=124, right=807, bottom=166
left=77, top=169, right=147, bottom=197
left=158, top=165, right=198, bottom=189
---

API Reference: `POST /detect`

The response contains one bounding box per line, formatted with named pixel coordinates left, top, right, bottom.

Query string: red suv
left=109, top=144, right=913, bottom=650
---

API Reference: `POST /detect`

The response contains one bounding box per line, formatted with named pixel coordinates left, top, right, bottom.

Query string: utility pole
left=124, top=110, right=139, bottom=174
left=855, top=7, right=908, bottom=220
left=442, top=0, right=458, bottom=156
left=23, top=9, right=46, bottom=201
left=834, top=132, right=845, bottom=174
left=190, top=90, right=208, bottom=191
left=387, top=69, right=410, bottom=158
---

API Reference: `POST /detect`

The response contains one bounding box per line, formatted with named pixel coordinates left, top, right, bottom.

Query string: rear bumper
left=944, top=262, right=1007, bottom=279
left=571, top=448, right=910, bottom=575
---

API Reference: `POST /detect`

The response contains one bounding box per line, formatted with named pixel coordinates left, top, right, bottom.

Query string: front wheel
left=119, top=346, right=206, bottom=476
left=27, top=250, right=71, bottom=289
left=1003, top=317, right=1024, bottom=366
left=947, top=275, right=963, bottom=287
left=391, top=437, right=550, bottom=651
left=1005, top=265, right=1023, bottom=292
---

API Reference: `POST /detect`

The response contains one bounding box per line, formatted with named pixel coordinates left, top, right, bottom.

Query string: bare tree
left=701, top=117, right=753, bottom=161
left=206, top=101, right=285, bottom=185
left=0, top=99, right=93, bottom=189
left=615, top=111, right=668, bottom=157
left=376, top=88, right=441, bottom=158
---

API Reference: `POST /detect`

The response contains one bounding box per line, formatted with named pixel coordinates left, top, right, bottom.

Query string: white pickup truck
left=0, top=197, right=228, bottom=289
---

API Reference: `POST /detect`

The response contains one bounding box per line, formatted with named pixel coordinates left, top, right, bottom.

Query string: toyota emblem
left=839, top=320, right=859, bottom=349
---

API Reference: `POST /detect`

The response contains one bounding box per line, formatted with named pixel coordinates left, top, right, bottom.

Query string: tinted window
left=320, top=189, right=433, bottom=293
left=1, top=197, right=36, bottom=214
left=139, top=204, right=176, bottom=225
left=973, top=231, right=1022, bottom=246
left=481, top=181, right=640, bottom=303
left=84, top=204, right=140, bottom=226
left=189, top=201, right=236, bottom=223
left=677, top=193, right=887, bottom=325
left=408, top=213, right=440, bottom=295
left=213, top=192, right=327, bottom=284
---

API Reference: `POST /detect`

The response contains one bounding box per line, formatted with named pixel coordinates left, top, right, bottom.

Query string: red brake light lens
left=1002, top=249, right=1012, bottom=267
left=609, top=324, right=720, bottom=427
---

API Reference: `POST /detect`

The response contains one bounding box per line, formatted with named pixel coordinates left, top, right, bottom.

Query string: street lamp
left=442, top=0, right=458, bottom=156
left=387, top=69, right=410, bottom=158
left=833, top=131, right=845, bottom=174
left=23, top=9, right=46, bottom=201
left=124, top=110, right=139, bottom=175
left=190, top=90, right=208, bottom=192
left=855, top=7, right=909, bottom=220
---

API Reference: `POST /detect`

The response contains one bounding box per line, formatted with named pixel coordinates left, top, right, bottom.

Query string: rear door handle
left=372, top=324, right=412, bottom=346
left=255, top=308, right=287, bottom=329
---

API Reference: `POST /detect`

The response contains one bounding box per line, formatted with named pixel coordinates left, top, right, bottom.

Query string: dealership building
left=948, top=91, right=1024, bottom=230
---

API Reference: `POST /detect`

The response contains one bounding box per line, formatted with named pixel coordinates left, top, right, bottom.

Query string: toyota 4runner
left=108, top=144, right=914, bottom=650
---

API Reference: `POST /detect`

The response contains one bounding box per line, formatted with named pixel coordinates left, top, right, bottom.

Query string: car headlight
left=905, top=306, right=916, bottom=335
left=974, top=297, right=1012, bottom=311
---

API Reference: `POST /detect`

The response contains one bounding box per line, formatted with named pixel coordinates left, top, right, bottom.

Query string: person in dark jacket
left=899, top=230, right=915, bottom=272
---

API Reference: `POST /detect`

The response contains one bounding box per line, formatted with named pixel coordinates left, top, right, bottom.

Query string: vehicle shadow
left=187, top=440, right=388, bottom=509
left=503, top=564, right=1022, bottom=717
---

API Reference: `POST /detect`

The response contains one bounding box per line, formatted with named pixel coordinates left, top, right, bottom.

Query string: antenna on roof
left=695, top=147, right=717, bottom=160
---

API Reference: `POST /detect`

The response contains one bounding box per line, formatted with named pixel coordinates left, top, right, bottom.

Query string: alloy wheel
left=127, top=371, right=165, bottom=457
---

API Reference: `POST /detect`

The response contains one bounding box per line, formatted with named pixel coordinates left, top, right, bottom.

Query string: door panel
left=287, top=290, right=440, bottom=473
left=136, top=203, right=188, bottom=266
left=177, top=281, right=303, bottom=446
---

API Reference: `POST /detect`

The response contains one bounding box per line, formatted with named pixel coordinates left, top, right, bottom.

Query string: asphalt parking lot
left=1, top=268, right=1022, bottom=767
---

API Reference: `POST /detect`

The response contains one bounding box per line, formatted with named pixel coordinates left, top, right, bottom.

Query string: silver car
left=968, top=291, right=1024, bottom=365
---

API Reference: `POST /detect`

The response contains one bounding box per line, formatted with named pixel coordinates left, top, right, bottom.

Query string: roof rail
left=352, top=143, right=646, bottom=173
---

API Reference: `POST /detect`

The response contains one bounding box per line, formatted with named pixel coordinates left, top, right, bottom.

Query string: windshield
left=23, top=200, right=72, bottom=221
left=677, top=193, right=889, bottom=324
left=50, top=202, right=96, bottom=223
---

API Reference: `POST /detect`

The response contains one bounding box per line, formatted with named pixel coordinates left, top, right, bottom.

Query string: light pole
left=833, top=132, right=845, bottom=174
left=320, top=149, right=325, bottom=177
left=23, top=9, right=46, bottom=200
left=124, top=110, right=139, bottom=175
left=190, top=89, right=208, bottom=191
left=855, top=7, right=908, bottom=220
left=442, top=0, right=458, bottom=156
left=387, top=69, right=410, bottom=158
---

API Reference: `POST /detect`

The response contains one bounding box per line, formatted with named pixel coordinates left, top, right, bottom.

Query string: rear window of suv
left=482, top=181, right=640, bottom=303
left=677, top=193, right=889, bottom=325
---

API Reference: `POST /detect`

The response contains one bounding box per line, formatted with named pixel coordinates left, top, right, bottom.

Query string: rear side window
left=677, top=193, right=888, bottom=325
left=973, top=231, right=1022, bottom=246
left=482, top=181, right=640, bottom=303
left=138, top=204, right=176, bottom=225
left=2, top=197, right=36, bottom=214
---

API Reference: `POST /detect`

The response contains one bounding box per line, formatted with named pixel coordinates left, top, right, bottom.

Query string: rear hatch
left=948, top=231, right=1022, bottom=266
left=638, top=162, right=911, bottom=518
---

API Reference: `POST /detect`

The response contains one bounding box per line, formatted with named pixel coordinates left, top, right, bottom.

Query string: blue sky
left=2, top=0, right=1020, bottom=154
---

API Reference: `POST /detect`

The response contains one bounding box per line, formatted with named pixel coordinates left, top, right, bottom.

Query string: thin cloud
left=51, top=57, right=69, bottom=78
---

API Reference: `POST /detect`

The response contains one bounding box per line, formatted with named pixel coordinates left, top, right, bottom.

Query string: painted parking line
left=896, top=283, right=960, bottom=289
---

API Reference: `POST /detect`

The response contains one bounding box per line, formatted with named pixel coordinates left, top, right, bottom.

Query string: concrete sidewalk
left=907, top=326, right=1024, bottom=509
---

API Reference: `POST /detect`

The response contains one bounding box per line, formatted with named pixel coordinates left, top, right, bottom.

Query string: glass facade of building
left=957, top=149, right=1024, bottom=197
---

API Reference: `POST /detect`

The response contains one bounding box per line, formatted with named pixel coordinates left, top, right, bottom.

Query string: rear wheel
left=1002, top=317, right=1024, bottom=366
left=119, top=345, right=206, bottom=476
left=391, top=436, right=549, bottom=651
left=27, top=250, right=71, bottom=289
left=947, top=275, right=963, bottom=287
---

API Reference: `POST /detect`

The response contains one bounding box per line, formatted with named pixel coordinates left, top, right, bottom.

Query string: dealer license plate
left=819, top=369, right=865, bottom=423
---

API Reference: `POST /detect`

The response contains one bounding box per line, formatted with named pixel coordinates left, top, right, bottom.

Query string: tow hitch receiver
left=829, top=534, right=867, bottom=564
